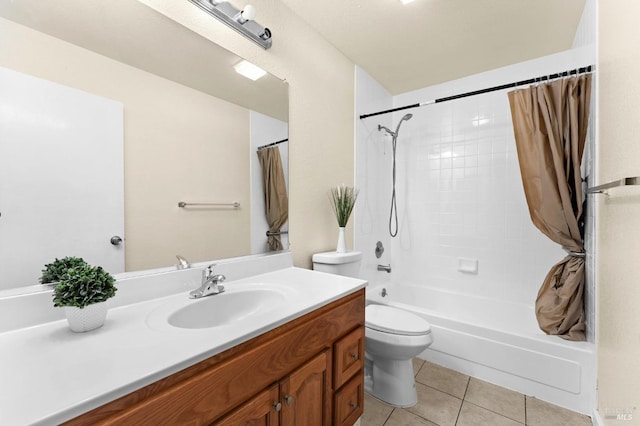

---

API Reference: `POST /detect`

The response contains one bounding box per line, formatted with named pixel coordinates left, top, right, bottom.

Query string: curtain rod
left=257, top=138, right=288, bottom=150
left=359, top=65, right=594, bottom=120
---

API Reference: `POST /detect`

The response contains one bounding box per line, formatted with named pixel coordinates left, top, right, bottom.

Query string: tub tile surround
left=362, top=358, right=592, bottom=426
left=356, top=46, right=596, bottom=307
left=355, top=46, right=597, bottom=416
left=0, top=252, right=368, bottom=425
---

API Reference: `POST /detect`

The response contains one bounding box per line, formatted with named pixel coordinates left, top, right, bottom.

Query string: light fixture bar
left=188, top=0, right=272, bottom=49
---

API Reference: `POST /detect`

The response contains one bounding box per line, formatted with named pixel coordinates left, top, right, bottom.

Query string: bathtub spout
left=377, top=264, right=392, bottom=273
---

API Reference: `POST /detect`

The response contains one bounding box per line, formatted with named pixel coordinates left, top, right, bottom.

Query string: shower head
left=378, top=113, right=413, bottom=138
left=394, top=113, right=413, bottom=135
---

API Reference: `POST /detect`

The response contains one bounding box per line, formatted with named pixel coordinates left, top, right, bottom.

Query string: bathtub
left=366, top=283, right=595, bottom=415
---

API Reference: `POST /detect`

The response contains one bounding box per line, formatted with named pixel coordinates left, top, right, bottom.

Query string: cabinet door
left=333, top=327, right=364, bottom=389
left=334, top=374, right=364, bottom=426
left=281, top=351, right=330, bottom=426
left=214, top=384, right=280, bottom=426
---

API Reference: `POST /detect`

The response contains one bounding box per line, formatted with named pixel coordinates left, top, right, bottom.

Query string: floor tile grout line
left=418, top=381, right=469, bottom=401
left=524, top=395, right=528, bottom=426
left=462, top=400, right=526, bottom=425
left=381, top=407, right=395, bottom=426
left=454, top=377, right=471, bottom=425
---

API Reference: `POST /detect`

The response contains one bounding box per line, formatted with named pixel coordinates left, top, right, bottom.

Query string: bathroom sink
left=167, top=287, right=287, bottom=329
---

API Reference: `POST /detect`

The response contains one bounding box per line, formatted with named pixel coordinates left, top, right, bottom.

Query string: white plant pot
left=64, top=301, right=108, bottom=333
left=336, top=227, right=347, bottom=253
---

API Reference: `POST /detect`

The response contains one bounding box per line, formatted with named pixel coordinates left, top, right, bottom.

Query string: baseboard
left=591, top=409, right=603, bottom=426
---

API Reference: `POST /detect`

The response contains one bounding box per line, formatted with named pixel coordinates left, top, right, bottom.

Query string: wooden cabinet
left=65, top=289, right=365, bottom=426
left=216, top=351, right=330, bottom=426
left=215, top=384, right=280, bottom=426
left=333, top=327, right=365, bottom=426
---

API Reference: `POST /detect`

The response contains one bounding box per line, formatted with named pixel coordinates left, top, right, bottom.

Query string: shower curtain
left=257, top=146, right=288, bottom=251
left=508, top=74, right=592, bottom=341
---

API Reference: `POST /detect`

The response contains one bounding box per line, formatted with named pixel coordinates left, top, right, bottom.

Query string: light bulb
left=235, top=4, right=256, bottom=24
left=234, top=60, right=267, bottom=81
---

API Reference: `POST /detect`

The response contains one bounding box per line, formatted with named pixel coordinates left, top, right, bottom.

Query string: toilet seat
left=365, top=305, right=432, bottom=336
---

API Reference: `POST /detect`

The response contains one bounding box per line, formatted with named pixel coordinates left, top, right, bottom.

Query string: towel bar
left=178, top=201, right=240, bottom=208
left=586, top=176, right=640, bottom=194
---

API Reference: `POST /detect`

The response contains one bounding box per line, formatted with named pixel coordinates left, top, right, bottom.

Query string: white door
left=0, top=66, right=124, bottom=290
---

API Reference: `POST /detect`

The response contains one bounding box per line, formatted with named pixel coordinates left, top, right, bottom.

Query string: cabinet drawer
left=333, top=374, right=363, bottom=426
left=333, top=327, right=364, bottom=389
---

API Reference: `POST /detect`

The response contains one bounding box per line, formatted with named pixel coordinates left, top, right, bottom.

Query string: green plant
left=40, top=256, right=89, bottom=284
left=329, top=184, right=359, bottom=227
left=52, top=264, right=117, bottom=308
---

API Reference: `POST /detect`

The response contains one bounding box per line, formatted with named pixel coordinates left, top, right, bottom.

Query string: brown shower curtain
left=257, top=146, right=288, bottom=251
left=508, top=75, right=591, bottom=341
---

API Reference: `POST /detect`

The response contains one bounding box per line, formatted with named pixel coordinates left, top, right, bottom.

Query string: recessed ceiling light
left=234, top=60, right=267, bottom=81
left=400, top=0, right=415, bottom=4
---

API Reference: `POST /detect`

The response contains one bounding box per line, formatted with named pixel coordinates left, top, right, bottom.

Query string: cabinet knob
left=350, top=353, right=358, bottom=360
left=273, top=402, right=282, bottom=412
left=110, top=236, right=123, bottom=246
left=350, top=402, right=358, bottom=409
left=284, top=395, right=293, bottom=405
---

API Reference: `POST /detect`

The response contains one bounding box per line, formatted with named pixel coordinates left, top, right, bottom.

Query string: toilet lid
left=366, top=305, right=432, bottom=336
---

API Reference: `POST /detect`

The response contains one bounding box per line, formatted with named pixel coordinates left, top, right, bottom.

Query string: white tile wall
left=356, top=46, right=596, bottom=307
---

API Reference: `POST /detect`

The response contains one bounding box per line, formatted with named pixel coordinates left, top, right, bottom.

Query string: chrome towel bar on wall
left=178, top=201, right=240, bottom=208
left=586, top=176, right=640, bottom=194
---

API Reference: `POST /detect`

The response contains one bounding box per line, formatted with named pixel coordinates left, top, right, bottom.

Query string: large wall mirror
left=0, top=0, right=289, bottom=292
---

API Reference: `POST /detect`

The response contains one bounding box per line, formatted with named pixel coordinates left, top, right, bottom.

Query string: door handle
left=110, top=236, right=123, bottom=246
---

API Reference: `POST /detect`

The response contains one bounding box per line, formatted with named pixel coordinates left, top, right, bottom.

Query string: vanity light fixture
left=188, top=0, right=272, bottom=49
left=234, top=60, right=267, bottom=81
left=400, top=0, right=415, bottom=4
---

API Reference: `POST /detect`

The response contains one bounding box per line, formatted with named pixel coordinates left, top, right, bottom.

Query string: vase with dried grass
left=329, top=184, right=359, bottom=253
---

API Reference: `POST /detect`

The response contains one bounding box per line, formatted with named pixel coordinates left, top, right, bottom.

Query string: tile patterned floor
left=361, top=358, right=592, bottom=426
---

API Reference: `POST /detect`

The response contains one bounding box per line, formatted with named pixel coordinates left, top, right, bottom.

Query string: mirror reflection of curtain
left=508, top=74, right=592, bottom=341
left=257, top=147, right=288, bottom=251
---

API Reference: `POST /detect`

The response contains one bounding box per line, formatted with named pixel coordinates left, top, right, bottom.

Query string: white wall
left=250, top=111, right=289, bottom=254
left=356, top=48, right=593, bottom=306
left=354, top=67, right=393, bottom=289
left=597, top=0, right=640, bottom=424
left=573, top=0, right=598, bottom=345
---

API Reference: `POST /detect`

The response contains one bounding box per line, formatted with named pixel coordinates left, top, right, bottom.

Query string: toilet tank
left=312, top=251, right=362, bottom=278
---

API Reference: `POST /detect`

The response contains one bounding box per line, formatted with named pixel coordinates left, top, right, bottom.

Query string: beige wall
left=138, top=0, right=356, bottom=268
left=0, top=18, right=251, bottom=271
left=597, top=1, right=640, bottom=424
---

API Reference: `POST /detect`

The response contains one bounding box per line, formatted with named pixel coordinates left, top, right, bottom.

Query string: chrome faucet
left=176, top=254, right=191, bottom=270
left=189, top=264, right=226, bottom=298
left=377, top=264, right=392, bottom=273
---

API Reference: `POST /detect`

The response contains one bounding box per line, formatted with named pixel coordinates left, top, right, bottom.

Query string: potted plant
left=40, top=256, right=89, bottom=284
left=328, top=184, right=359, bottom=253
left=45, top=260, right=117, bottom=332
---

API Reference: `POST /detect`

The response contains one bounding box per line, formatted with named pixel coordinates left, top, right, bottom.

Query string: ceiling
left=279, top=0, right=586, bottom=95
left=0, top=0, right=288, bottom=121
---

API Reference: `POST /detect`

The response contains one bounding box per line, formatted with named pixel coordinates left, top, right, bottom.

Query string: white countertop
left=0, top=267, right=366, bottom=425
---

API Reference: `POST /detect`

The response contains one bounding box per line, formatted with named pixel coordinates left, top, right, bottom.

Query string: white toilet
left=312, top=251, right=434, bottom=408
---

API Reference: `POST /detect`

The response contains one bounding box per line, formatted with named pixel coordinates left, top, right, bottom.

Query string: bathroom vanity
left=68, top=289, right=365, bottom=425
left=0, top=256, right=366, bottom=425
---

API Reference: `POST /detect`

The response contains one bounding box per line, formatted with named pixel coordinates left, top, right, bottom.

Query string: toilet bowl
left=311, top=251, right=434, bottom=407
left=364, top=304, right=433, bottom=407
